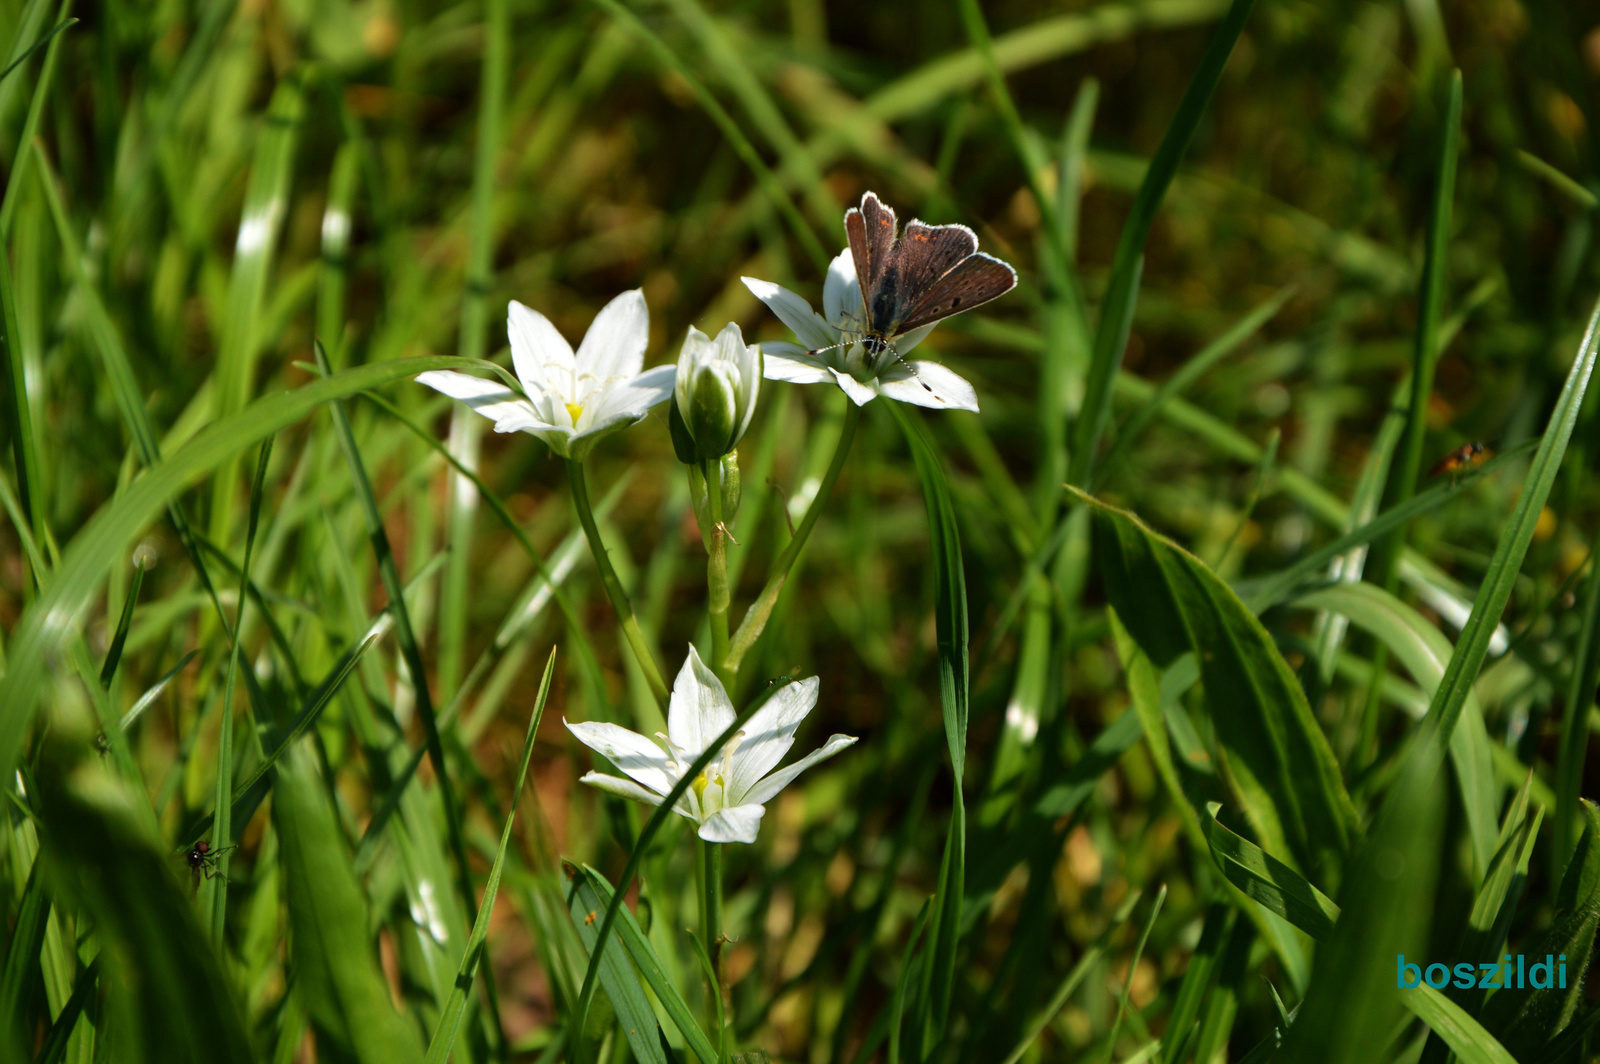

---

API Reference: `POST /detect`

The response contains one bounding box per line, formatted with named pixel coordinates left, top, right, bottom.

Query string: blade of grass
left=203, top=437, right=272, bottom=939
left=1364, top=71, right=1462, bottom=593
left=209, top=69, right=306, bottom=546
left=568, top=865, right=720, bottom=1064
left=314, top=340, right=480, bottom=952
left=1422, top=293, right=1600, bottom=749
left=1557, top=526, right=1600, bottom=874
left=0, top=353, right=468, bottom=792
left=439, top=0, right=509, bottom=705
left=425, top=647, right=555, bottom=1064
left=886, top=401, right=969, bottom=1050
left=274, top=741, right=425, bottom=1064
left=1203, top=802, right=1341, bottom=942
left=0, top=0, right=69, bottom=238
left=1069, top=0, right=1257, bottom=486
left=1402, top=984, right=1519, bottom=1064
left=1096, top=286, right=1294, bottom=487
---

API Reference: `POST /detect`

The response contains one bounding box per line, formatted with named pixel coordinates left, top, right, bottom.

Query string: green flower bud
left=674, top=322, right=762, bottom=461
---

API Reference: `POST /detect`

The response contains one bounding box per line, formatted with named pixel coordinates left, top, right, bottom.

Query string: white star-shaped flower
left=565, top=646, right=857, bottom=844
left=416, top=290, right=676, bottom=459
left=741, top=250, right=979, bottom=412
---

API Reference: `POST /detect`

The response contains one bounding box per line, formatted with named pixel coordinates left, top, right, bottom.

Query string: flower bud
left=673, top=323, right=761, bottom=461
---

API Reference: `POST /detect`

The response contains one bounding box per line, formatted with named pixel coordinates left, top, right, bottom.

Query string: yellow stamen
left=565, top=402, right=584, bottom=425
left=692, top=772, right=709, bottom=799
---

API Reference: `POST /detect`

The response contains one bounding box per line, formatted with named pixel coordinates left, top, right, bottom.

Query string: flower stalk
left=697, top=836, right=726, bottom=1043
left=565, top=458, right=670, bottom=708
left=723, top=401, right=861, bottom=679
left=706, top=457, right=732, bottom=681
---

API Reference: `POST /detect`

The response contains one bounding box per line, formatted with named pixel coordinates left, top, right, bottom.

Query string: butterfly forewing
left=845, top=193, right=898, bottom=299
left=898, top=253, right=1017, bottom=333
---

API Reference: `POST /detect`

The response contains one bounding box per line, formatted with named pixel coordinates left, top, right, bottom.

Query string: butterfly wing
left=845, top=193, right=899, bottom=330
left=897, top=252, right=1017, bottom=333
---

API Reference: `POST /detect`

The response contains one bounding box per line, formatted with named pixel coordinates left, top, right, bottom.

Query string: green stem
left=698, top=836, right=726, bottom=1051
left=706, top=459, right=731, bottom=681
left=724, top=402, right=860, bottom=677
left=566, top=458, right=670, bottom=708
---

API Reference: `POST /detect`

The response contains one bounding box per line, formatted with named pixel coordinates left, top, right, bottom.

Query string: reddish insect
left=1429, top=441, right=1492, bottom=484
left=186, top=840, right=235, bottom=880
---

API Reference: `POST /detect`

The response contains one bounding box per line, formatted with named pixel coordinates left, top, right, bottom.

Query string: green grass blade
left=1102, top=885, right=1166, bottom=1064
left=1203, top=802, right=1340, bottom=943
left=439, top=0, right=509, bottom=705
left=1480, top=800, right=1600, bottom=1058
left=0, top=859, right=47, bottom=1059
left=885, top=402, right=969, bottom=1047
left=1423, top=293, right=1600, bottom=748
left=1238, top=442, right=1532, bottom=612
left=1097, top=285, right=1294, bottom=487
left=209, top=70, right=306, bottom=545
left=425, top=648, right=555, bottom=1064
left=36, top=726, right=256, bottom=1063
left=1158, top=903, right=1234, bottom=1064
left=1069, top=0, right=1257, bottom=485
left=274, top=742, right=425, bottom=1064
left=0, top=0, right=69, bottom=237
left=589, top=0, right=829, bottom=272
left=566, top=872, right=669, bottom=1064
left=1402, top=984, right=1519, bottom=1064
left=204, top=437, right=273, bottom=938
left=1075, top=485, right=1358, bottom=875
left=1364, top=71, right=1462, bottom=591
left=0, top=354, right=466, bottom=789
left=314, top=341, right=480, bottom=946
left=0, top=15, right=71, bottom=83
left=98, top=559, right=145, bottom=686
left=1557, top=528, right=1600, bottom=873
left=1293, top=583, right=1497, bottom=877
left=567, top=865, right=720, bottom=1064
left=1276, top=732, right=1447, bottom=1064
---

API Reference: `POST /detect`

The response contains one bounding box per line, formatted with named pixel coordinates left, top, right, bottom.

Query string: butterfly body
left=843, top=192, right=1016, bottom=364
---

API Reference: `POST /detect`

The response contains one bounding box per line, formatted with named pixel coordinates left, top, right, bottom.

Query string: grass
left=1, top=0, right=1599, bottom=1062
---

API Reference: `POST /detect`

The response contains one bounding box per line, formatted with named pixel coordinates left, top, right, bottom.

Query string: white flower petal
left=581, top=365, right=676, bottom=432
left=578, top=771, right=665, bottom=807
left=416, top=371, right=533, bottom=424
left=667, top=645, right=737, bottom=759
left=507, top=301, right=574, bottom=393
left=575, top=289, right=649, bottom=381
left=724, top=676, right=820, bottom=805
left=742, top=734, right=858, bottom=806
left=742, top=277, right=836, bottom=352
left=526, top=424, right=577, bottom=457
left=876, top=361, right=979, bottom=412
left=829, top=368, right=880, bottom=407
left=764, top=349, right=837, bottom=384
left=565, top=719, right=677, bottom=795
left=822, top=250, right=863, bottom=326
left=698, top=804, right=765, bottom=844
left=896, top=322, right=937, bottom=355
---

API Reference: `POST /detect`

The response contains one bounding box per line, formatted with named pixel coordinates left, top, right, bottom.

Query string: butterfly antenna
left=884, top=338, right=938, bottom=398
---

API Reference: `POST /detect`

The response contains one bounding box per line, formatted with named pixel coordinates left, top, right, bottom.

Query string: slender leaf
left=1203, top=803, right=1341, bottom=943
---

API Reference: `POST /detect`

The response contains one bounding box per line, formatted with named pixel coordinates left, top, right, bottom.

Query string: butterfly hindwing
left=897, top=253, right=1017, bottom=333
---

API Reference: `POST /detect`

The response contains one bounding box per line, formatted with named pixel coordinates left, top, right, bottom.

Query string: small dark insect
left=1429, top=441, right=1492, bottom=484
left=820, top=192, right=1017, bottom=394
left=186, top=839, right=235, bottom=880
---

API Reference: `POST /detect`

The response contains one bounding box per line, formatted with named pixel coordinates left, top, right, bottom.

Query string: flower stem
left=724, top=401, right=860, bottom=679
left=565, top=458, right=670, bottom=708
left=706, top=459, right=732, bottom=682
left=697, top=836, right=726, bottom=1049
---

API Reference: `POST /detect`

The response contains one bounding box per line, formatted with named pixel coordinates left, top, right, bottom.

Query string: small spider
left=584, top=910, right=598, bottom=926
left=186, top=840, right=235, bottom=880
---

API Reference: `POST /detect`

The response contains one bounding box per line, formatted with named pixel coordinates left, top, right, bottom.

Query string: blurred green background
left=4, top=0, right=1600, bottom=1061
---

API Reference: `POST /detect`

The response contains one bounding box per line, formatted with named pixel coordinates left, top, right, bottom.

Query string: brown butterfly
left=843, top=191, right=1017, bottom=359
